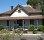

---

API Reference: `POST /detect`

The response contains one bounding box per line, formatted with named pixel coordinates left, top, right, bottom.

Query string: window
left=18, top=9, right=21, bottom=13
left=14, top=21, right=16, bottom=24
left=7, top=20, right=9, bottom=26
left=34, top=20, right=38, bottom=28
left=30, top=20, right=34, bottom=25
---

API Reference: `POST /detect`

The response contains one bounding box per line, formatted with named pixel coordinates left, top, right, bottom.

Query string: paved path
left=0, top=33, right=44, bottom=40
left=14, top=35, right=44, bottom=40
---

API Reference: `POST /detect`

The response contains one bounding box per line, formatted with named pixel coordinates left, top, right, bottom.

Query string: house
left=0, top=4, right=44, bottom=29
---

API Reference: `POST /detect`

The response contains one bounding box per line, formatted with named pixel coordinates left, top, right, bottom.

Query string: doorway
left=17, top=20, right=23, bottom=26
left=30, top=19, right=34, bottom=25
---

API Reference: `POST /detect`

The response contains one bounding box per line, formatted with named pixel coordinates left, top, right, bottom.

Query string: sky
left=0, top=0, right=27, bottom=13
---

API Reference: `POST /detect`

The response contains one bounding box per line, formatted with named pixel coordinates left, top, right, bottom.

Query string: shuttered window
left=7, top=20, right=9, bottom=26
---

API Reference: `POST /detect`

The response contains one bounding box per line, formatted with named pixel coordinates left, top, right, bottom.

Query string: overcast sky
left=0, top=0, right=27, bottom=13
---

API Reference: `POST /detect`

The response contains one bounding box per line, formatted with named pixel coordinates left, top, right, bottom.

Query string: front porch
left=0, top=19, right=43, bottom=29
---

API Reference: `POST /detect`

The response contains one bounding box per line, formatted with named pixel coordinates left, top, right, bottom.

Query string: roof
left=0, top=4, right=44, bottom=20
left=0, top=4, right=41, bottom=15
left=0, top=15, right=44, bottom=20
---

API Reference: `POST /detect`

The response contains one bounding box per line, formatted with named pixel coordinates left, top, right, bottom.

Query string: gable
left=10, top=7, right=28, bottom=17
left=0, top=4, right=41, bottom=17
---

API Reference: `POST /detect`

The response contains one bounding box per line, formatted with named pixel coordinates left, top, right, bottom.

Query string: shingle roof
left=0, top=4, right=41, bottom=16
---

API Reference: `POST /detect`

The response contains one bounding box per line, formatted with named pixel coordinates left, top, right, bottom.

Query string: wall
left=10, top=10, right=28, bottom=17
left=0, top=20, right=7, bottom=26
left=38, top=20, right=42, bottom=26
left=0, top=20, right=42, bottom=28
left=24, top=20, right=30, bottom=28
left=34, top=19, right=42, bottom=28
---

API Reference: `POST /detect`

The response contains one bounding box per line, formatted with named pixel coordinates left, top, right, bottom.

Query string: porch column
left=9, top=21, right=10, bottom=27
left=37, top=20, right=38, bottom=27
left=23, top=20, right=24, bottom=28
left=34, top=20, right=38, bottom=28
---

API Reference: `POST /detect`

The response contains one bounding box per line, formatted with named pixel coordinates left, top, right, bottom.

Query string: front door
left=17, top=20, right=23, bottom=26
left=30, top=19, right=34, bottom=25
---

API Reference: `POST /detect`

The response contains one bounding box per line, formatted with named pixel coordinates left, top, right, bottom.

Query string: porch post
left=23, top=20, right=24, bottom=28
left=34, top=20, right=38, bottom=28
left=9, top=21, right=10, bottom=27
left=37, top=20, right=38, bottom=27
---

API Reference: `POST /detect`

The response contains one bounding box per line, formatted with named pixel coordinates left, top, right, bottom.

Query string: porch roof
left=0, top=15, right=44, bottom=20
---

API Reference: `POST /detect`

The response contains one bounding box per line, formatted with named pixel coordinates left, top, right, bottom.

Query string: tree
left=26, top=0, right=42, bottom=6
left=41, top=0, right=44, bottom=14
left=26, top=0, right=44, bottom=14
left=41, top=5, right=44, bottom=14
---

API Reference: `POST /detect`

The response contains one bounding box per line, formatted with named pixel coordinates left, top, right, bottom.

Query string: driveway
left=14, top=35, right=44, bottom=40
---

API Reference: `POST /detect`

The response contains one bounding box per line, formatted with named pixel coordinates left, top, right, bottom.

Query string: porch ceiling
left=0, top=15, right=44, bottom=20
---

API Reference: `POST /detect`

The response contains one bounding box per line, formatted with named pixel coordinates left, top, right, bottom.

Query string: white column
left=23, top=20, right=24, bottom=28
left=34, top=20, right=38, bottom=28
left=9, top=21, right=10, bottom=27
left=9, top=21, right=11, bottom=27
left=37, top=20, right=38, bottom=27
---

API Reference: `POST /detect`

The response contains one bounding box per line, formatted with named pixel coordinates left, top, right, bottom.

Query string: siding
left=38, top=20, right=42, bottom=26
left=0, top=20, right=7, bottom=26
left=24, top=20, right=30, bottom=28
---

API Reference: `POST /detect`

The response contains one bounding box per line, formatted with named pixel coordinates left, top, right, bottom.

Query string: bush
left=42, top=26, right=44, bottom=33
left=15, top=30, right=21, bottom=33
left=23, top=30, right=27, bottom=33
left=38, top=25, right=43, bottom=31
left=33, top=29, right=37, bottom=34
left=0, top=29, right=9, bottom=33
left=42, top=30, right=44, bottom=33
left=28, top=24, right=35, bottom=31
left=0, top=25, right=4, bottom=30
left=1, top=34, right=15, bottom=40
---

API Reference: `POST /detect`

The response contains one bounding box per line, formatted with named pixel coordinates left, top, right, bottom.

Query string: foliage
left=15, top=30, right=21, bottom=33
left=38, top=25, right=43, bottom=31
left=42, top=26, right=44, bottom=33
left=33, top=29, right=37, bottom=34
left=42, top=30, right=44, bottom=33
left=0, top=25, right=4, bottom=30
left=0, top=29, right=9, bottom=33
left=2, top=34, right=9, bottom=40
left=41, top=5, right=44, bottom=15
left=0, top=34, right=15, bottom=40
left=28, top=24, right=35, bottom=31
left=26, top=0, right=42, bottom=5
left=26, top=0, right=44, bottom=14
left=23, top=30, right=27, bottom=33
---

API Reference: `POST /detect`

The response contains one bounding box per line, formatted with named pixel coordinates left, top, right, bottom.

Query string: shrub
left=1, top=34, right=15, bottom=40
left=23, top=30, right=27, bottom=33
left=0, top=25, right=4, bottom=30
left=38, top=25, right=43, bottom=31
left=42, top=30, right=44, bottom=33
left=0, top=29, right=9, bottom=33
left=15, top=30, right=21, bottom=33
left=28, top=24, right=35, bottom=31
left=18, top=28, right=23, bottom=31
left=33, top=29, right=37, bottom=34
left=2, top=34, right=9, bottom=40
left=42, top=26, right=44, bottom=33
